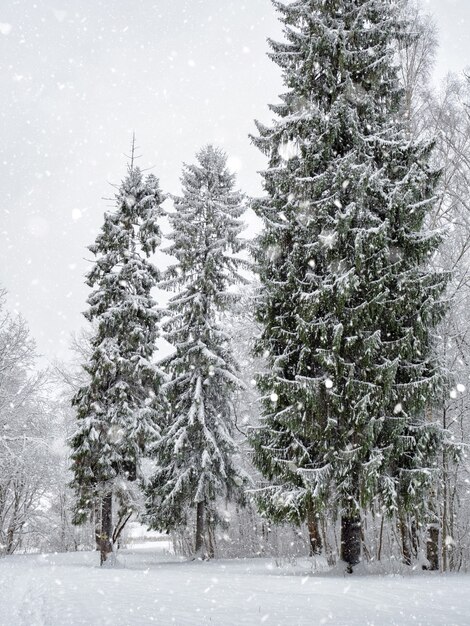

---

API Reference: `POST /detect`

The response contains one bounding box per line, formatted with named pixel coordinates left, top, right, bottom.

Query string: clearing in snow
left=0, top=543, right=468, bottom=625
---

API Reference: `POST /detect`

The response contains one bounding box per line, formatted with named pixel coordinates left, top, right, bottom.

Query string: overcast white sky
left=1, top=0, right=469, bottom=363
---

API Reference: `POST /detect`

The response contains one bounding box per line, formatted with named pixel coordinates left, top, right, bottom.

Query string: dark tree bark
left=207, top=519, right=216, bottom=560
left=410, top=518, right=418, bottom=559
left=398, top=513, right=412, bottom=566
left=425, top=524, right=439, bottom=571
left=307, top=505, right=322, bottom=556
left=6, top=526, right=15, bottom=555
left=94, top=498, right=101, bottom=551
left=341, top=514, right=361, bottom=572
left=100, top=492, right=113, bottom=566
left=377, top=515, right=385, bottom=562
left=195, top=500, right=205, bottom=557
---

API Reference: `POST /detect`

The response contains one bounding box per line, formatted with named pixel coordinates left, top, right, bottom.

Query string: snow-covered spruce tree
left=145, top=146, right=248, bottom=558
left=70, top=163, right=165, bottom=565
left=249, top=0, right=449, bottom=571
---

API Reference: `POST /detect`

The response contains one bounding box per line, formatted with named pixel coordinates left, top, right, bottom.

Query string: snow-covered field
left=0, top=543, right=468, bottom=626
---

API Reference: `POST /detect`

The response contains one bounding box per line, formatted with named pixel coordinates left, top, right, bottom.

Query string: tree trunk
left=6, top=526, right=15, bottom=555
left=6, top=490, right=21, bottom=555
left=100, top=492, right=113, bottom=566
left=207, top=518, right=216, bottom=560
left=195, top=500, right=205, bottom=557
left=307, top=505, right=322, bottom=556
left=341, top=513, right=361, bottom=572
left=426, top=524, right=439, bottom=571
left=442, top=447, right=449, bottom=572
left=398, top=513, right=412, bottom=566
left=377, top=514, right=385, bottom=561
left=94, top=498, right=101, bottom=551
left=321, top=516, right=335, bottom=566
left=410, top=518, right=418, bottom=559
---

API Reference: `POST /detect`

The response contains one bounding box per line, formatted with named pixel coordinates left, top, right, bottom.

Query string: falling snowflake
left=278, top=139, right=301, bottom=161
left=319, top=230, right=336, bottom=249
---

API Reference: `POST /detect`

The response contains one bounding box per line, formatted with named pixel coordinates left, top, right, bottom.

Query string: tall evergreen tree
left=70, top=158, right=165, bottom=565
left=250, top=0, right=449, bottom=571
left=145, top=145, right=248, bottom=558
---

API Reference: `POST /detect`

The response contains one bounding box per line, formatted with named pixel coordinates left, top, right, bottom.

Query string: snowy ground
left=0, top=543, right=468, bottom=626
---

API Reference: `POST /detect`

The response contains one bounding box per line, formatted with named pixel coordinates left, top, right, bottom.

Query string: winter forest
left=2, top=0, right=470, bottom=624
